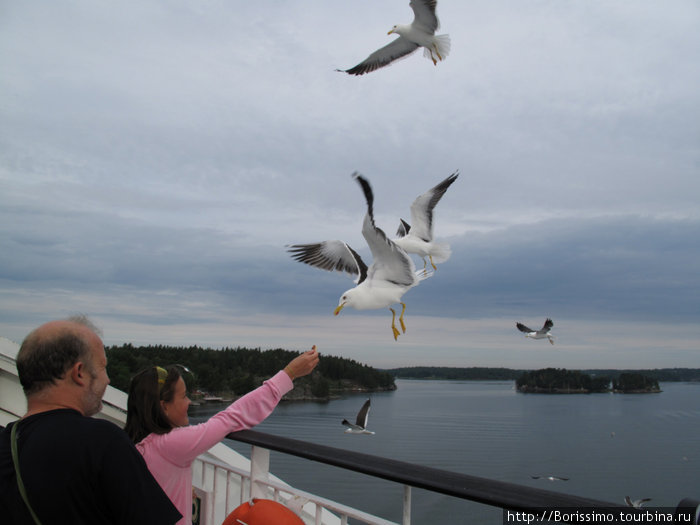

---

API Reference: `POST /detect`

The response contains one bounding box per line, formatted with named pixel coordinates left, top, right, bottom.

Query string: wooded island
left=106, top=344, right=396, bottom=401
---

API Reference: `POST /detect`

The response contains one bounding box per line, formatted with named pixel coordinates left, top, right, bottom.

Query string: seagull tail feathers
left=429, top=241, right=452, bottom=264
left=415, top=268, right=434, bottom=281
left=423, top=34, right=451, bottom=62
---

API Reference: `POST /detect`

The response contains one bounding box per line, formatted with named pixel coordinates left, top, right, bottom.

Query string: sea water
left=190, top=380, right=700, bottom=524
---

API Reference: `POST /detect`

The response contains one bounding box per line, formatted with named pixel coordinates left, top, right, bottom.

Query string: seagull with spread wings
left=516, top=318, right=555, bottom=345
left=287, top=173, right=432, bottom=340
left=625, top=496, right=652, bottom=508
left=531, top=475, right=569, bottom=481
left=342, top=399, right=375, bottom=435
left=338, top=0, right=451, bottom=76
left=394, top=171, right=459, bottom=270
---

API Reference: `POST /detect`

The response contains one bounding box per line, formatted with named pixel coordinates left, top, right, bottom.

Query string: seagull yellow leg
left=399, top=302, right=407, bottom=333
left=390, top=308, right=401, bottom=340
left=429, top=255, right=437, bottom=271
left=433, top=43, right=443, bottom=62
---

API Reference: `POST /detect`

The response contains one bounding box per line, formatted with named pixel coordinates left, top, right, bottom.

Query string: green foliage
left=105, top=344, right=395, bottom=398
left=388, top=366, right=522, bottom=380
left=516, top=368, right=611, bottom=393
left=389, top=366, right=700, bottom=385
left=613, top=373, right=660, bottom=392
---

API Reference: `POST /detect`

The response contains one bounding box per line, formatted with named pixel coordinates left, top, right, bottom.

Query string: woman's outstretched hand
left=284, top=345, right=320, bottom=380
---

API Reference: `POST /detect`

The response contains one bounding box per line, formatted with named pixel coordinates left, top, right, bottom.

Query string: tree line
left=105, top=344, right=395, bottom=399
left=389, top=366, right=700, bottom=382
left=515, top=368, right=661, bottom=393
left=387, top=366, right=523, bottom=380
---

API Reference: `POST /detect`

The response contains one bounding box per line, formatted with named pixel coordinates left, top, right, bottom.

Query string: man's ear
left=70, top=361, right=88, bottom=387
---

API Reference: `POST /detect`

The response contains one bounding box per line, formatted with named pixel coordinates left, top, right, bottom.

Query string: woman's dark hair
left=124, top=365, right=183, bottom=443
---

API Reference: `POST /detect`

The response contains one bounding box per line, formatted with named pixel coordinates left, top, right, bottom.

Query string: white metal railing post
left=402, top=485, right=411, bottom=525
left=250, top=445, right=271, bottom=500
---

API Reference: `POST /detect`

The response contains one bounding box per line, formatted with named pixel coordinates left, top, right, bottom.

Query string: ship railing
left=215, top=429, right=700, bottom=525
left=193, top=452, right=394, bottom=525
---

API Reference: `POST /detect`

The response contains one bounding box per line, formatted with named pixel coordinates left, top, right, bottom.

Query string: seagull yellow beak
left=388, top=29, right=395, bottom=35
left=334, top=303, right=346, bottom=316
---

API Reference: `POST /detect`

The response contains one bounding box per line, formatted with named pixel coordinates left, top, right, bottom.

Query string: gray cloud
left=1, top=0, right=699, bottom=366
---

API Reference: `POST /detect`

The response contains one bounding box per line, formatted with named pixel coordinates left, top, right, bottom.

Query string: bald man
left=0, top=316, right=182, bottom=524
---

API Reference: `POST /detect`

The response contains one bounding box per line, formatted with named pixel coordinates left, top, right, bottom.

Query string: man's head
left=17, top=315, right=110, bottom=416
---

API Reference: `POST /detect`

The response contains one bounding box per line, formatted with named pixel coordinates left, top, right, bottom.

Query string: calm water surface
left=191, top=380, right=700, bottom=524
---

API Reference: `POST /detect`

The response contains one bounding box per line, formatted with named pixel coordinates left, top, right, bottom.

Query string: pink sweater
left=136, top=371, right=293, bottom=525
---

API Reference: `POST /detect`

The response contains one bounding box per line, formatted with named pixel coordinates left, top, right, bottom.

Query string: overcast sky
left=1, top=1, right=699, bottom=370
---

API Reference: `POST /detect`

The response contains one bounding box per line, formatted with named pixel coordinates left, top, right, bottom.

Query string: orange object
left=222, top=499, right=304, bottom=525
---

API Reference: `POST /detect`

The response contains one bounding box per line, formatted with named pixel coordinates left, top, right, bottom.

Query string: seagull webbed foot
left=390, top=308, right=401, bottom=341
left=399, top=302, right=407, bottom=333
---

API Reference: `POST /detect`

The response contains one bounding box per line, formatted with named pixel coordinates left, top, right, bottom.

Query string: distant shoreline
left=387, top=366, right=700, bottom=382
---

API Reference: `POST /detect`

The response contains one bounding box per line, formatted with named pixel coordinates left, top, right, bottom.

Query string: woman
left=125, top=346, right=319, bottom=525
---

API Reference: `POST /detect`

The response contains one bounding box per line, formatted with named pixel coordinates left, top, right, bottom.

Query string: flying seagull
left=342, top=399, right=375, bottom=434
left=393, top=171, right=459, bottom=270
left=287, top=173, right=432, bottom=340
left=337, top=0, right=451, bottom=76
left=531, top=475, right=569, bottom=481
left=516, top=318, right=555, bottom=345
left=625, top=496, right=652, bottom=508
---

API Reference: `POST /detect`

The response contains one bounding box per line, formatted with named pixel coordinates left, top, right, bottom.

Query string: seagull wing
left=342, top=419, right=363, bottom=431
left=516, top=322, right=534, bottom=334
left=287, top=241, right=369, bottom=284
left=541, top=318, right=554, bottom=332
left=396, top=218, right=411, bottom=238
left=407, top=171, right=459, bottom=242
left=353, top=173, right=416, bottom=287
left=355, top=399, right=371, bottom=428
left=409, top=0, right=440, bottom=34
left=342, top=37, right=420, bottom=76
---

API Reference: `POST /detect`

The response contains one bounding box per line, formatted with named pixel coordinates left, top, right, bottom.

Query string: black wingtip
left=440, top=170, right=460, bottom=190
left=396, top=218, right=411, bottom=237
left=352, top=172, right=374, bottom=218
left=343, top=65, right=371, bottom=76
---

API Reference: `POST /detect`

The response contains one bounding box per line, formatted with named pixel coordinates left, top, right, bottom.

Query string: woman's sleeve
left=155, top=370, right=293, bottom=466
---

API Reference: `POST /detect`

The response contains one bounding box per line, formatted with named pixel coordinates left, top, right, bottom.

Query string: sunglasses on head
left=155, top=364, right=194, bottom=391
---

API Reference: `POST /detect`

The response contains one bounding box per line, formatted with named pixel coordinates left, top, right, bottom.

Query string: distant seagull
left=288, top=173, right=432, bottom=340
left=625, top=496, right=652, bottom=508
left=516, top=318, right=555, bottom=345
left=337, top=0, right=450, bottom=76
left=393, top=171, right=459, bottom=271
left=342, top=399, right=375, bottom=434
left=531, top=475, right=569, bottom=481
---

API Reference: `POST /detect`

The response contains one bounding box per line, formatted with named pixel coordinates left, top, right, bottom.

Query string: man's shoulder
left=32, top=410, right=128, bottom=442
left=74, top=414, right=130, bottom=441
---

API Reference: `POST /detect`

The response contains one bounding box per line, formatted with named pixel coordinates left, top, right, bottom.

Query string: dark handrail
left=228, top=429, right=626, bottom=512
